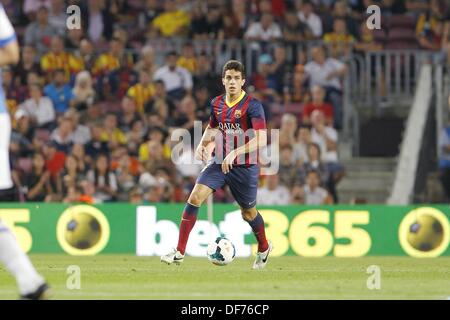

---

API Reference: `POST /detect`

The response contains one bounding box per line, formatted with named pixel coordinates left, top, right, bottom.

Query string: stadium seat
left=387, top=28, right=416, bottom=42
left=385, top=41, right=418, bottom=50
left=387, top=14, right=417, bottom=29
left=373, top=29, right=387, bottom=44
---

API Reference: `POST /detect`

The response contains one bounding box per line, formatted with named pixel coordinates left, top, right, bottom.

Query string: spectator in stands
left=283, top=11, right=313, bottom=42
left=71, top=71, right=96, bottom=112
left=115, top=153, right=138, bottom=201
left=303, top=46, right=348, bottom=129
left=324, top=0, right=359, bottom=38
left=193, top=86, right=211, bottom=123
left=24, top=6, right=59, bottom=55
left=100, top=113, right=127, bottom=149
left=193, top=52, right=221, bottom=97
left=87, top=154, right=118, bottom=202
left=1, top=67, right=25, bottom=116
left=438, top=109, right=450, bottom=200
left=302, top=142, right=329, bottom=186
left=278, top=144, right=304, bottom=188
left=86, top=0, right=114, bottom=43
left=177, top=43, right=198, bottom=74
left=126, top=119, right=146, bottom=156
left=71, top=143, right=87, bottom=174
left=40, top=36, right=84, bottom=83
left=302, top=85, right=334, bottom=126
left=286, top=64, right=307, bottom=104
left=128, top=187, right=144, bottom=204
left=85, top=125, right=110, bottom=161
left=57, top=154, right=86, bottom=200
left=300, top=170, right=334, bottom=205
left=92, top=35, right=135, bottom=98
left=310, top=110, right=338, bottom=164
left=10, top=110, right=34, bottom=159
left=139, top=0, right=163, bottom=30
left=19, top=83, right=56, bottom=129
left=205, top=5, right=224, bottom=39
left=23, top=0, right=52, bottom=17
left=139, top=126, right=171, bottom=163
left=257, top=174, right=291, bottom=205
left=293, top=125, right=312, bottom=165
left=244, top=12, right=282, bottom=43
left=50, top=116, right=74, bottom=154
left=48, top=0, right=67, bottom=30
left=251, top=54, right=279, bottom=101
left=280, top=113, right=298, bottom=147
left=44, top=69, right=74, bottom=114
left=323, top=18, right=355, bottom=58
left=354, top=21, right=384, bottom=54
left=20, top=152, right=52, bottom=202
left=43, top=141, right=66, bottom=184
left=268, top=46, right=291, bottom=95
left=144, top=80, right=176, bottom=119
left=153, top=51, right=193, bottom=100
left=218, top=12, right=243, bottom=39
left=232, top=0, right=250, bottom=32
left=77, top=38, right=97, bottom=72
left=189, top=1, right=209, bottom=39
left=127, top=69, right=155, bottom=115
left=297, top=1, right=323, bottom=38
left=310, top=110, right=344, bottom=202
left=417, top=17, right=445, bottom=51
left=118, top=96, right=140, bottom=133
left=416, top=0, right=447, bottom=37
left=134, top=45, right=157, bottom=76
left=65, top=28, right=85, bottom=51
left=65, top=110, right=91, bottom=146
left=152, top=0, right=190, bottom=37
left=14, top=46, right=42, bottom=87
left=172, top=95, right=197, bottom=132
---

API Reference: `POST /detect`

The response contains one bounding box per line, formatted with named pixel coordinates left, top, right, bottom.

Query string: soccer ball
left=65, top=212, right=102, bottom=249
left=207, top=237, right=236, bottom=266
left=407, top=214, right=444, bottom=252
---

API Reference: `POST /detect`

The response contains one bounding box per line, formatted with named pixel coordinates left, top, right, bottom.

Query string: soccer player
left=0, top=4, right=50, bottom=299
left=161, top=60, right=273, bottom=269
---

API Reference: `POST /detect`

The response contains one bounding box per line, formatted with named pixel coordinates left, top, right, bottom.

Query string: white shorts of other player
left=0, top=113, right=13, bottom=190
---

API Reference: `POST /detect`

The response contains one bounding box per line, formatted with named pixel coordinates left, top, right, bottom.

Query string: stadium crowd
left=1, top=0, right=450, bottom=205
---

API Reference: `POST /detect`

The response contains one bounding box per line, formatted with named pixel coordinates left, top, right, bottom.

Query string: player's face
left=222, top=69, right=245, bottom=96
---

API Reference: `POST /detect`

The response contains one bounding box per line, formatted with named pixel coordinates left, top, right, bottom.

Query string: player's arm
left=233, top=129, right=267, bottom=157
left=0, top=40, right=19, bottom=66
left=195, top=123, right=219, bottom=163
left=0, top=5, right=19, bottom=66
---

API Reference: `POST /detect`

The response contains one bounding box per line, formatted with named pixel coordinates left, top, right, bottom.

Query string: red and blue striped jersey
left=208, top=91, right=266, bottom=166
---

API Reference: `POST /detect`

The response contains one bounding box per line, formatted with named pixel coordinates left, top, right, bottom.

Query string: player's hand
left=222, top=151, right=237, bottom=174
left=195, top=145, right=210, bottom=163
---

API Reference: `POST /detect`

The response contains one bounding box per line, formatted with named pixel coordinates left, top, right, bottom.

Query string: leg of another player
left=0, top=221, right=49, bottom=299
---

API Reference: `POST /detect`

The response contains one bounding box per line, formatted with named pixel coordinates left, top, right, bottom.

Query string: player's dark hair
left=222, top=60, right=245, bottom=79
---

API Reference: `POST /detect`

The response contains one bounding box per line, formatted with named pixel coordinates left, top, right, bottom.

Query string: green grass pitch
left=1, top=255, right=449, bottom=299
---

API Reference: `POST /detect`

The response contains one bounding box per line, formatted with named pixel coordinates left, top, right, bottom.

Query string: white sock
left=0, top=222, right=45, bottom=295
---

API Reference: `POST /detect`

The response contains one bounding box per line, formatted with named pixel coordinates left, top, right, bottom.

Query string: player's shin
left=0, top=222, right=45, bottom=295
left=247, top=211, right=269, bottom=253
left=176, top=203, right=200, bottom=255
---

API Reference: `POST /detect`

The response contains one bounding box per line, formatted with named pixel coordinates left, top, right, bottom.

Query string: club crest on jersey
left=234, top=110, right=242, bottom=118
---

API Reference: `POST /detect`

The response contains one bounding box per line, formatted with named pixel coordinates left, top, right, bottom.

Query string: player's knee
left=188, top=192, right=204, bottom=207
left=241, top=208, right=256, bottom=221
